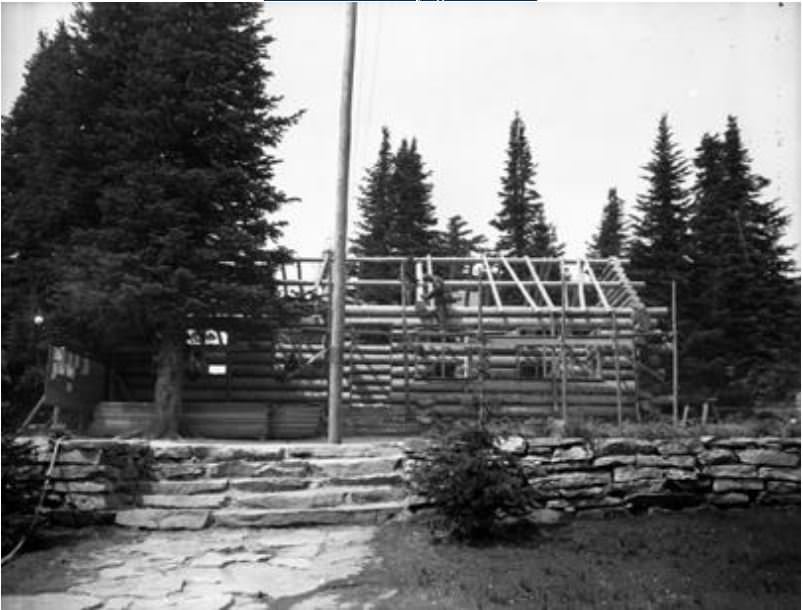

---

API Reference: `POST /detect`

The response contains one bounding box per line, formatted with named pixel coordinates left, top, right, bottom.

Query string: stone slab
left=141, top=494, right=228, bottom=509
left=116, top=508, right=211, bottom=530
left=737, top=449, right=799, bottom=468
left=2, top=594, right=104, bottom=610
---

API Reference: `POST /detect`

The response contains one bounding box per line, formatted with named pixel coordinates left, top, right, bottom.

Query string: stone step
left=137, top=485, right=406, bottom=511
left=211, top=502, right=406, bottom=528
left=231, top=485, right=406, bottom=510
left=150, top=440, right=405, bottom=462
left=150, top=455, right=404, bottom=481
left=115, top=501, right=406, bottom=530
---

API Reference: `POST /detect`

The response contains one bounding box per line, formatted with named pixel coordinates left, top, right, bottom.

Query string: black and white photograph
left=1, top=1, right=800, bottom=608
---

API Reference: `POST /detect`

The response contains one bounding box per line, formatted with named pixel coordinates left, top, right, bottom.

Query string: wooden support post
left=401, top=262, right=410, bottom=416
left=327, top=2, right=357, bottom=444
left=560, top=259, right=568, bottom=421
left=671, top=279, right=679, bottom=428
left=477, top=275, right=486, bottom=424
left=482, top=254, right=502, bottom=311
left=612, top=312, right=623, bottom=428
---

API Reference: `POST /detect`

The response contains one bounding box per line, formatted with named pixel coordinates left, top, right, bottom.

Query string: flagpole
left=327, top=2, right=358, bottom=443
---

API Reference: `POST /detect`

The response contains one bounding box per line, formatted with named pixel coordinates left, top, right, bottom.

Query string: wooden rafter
left=501, top=255, right=540, bottom=312
left=482, top=254, right=503, bottom=311
left=523, top=256, right=554, bottom=309
left=585, top=260, right=611, bottom=310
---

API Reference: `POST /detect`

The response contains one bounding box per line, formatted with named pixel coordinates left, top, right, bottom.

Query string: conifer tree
left=387, top=138, right=439, bottom=255
left=2, top=23, right=93, bottom=414
left=2, top=4, right=299, bottom=436
left=491, top=113, right=562, bottom=257
left=351, top=127, right=394, bottom=258
left=628, top=114, right=692, bottom=305
left=437, top=215, right=487, bottom=257
left=587, top=188, right=626, bottom=258
left=685, top=118, right=799, bottom=400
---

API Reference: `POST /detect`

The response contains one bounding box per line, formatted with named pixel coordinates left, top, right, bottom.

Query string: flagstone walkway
left=2, top=525, right=397, bottom=609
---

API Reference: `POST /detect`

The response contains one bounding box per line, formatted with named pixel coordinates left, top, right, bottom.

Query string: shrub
left=409, top=428, right=537, bottom=541
left=1, top=435, right=43, bottom=556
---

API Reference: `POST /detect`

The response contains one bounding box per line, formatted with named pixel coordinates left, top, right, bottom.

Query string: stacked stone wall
left=12, top=435, right=802, bottom=525
left=405, top=435, right=801, bottom=516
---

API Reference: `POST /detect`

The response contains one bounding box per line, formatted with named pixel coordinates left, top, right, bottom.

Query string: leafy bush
left=409, top=428, right=537, bottom=541
left=2, top=435, right=43, bottom=555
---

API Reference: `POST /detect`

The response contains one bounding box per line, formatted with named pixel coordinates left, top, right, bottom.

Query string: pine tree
left=490, top=113, right=563, bottom=258
left=437, top=215, right=487, bottom=257
left=387, top=138, right=439, bottom=255
left=587, top=188, right=626, bottom=258
left=3, top=4, right=299, bottom=436
left=351, top=127, right=394, bottom=258
left=628, top=114, right=692, bottom=305
left=685, top=118, right=799, bottom=400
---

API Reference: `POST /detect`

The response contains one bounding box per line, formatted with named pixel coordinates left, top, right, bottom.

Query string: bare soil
left=342, top=506, right=800, bottom=610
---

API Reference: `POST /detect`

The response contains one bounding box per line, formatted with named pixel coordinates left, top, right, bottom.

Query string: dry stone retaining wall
left=466, top=435, right=801, bottom=515
left=14, top=435, right=802, bottom=526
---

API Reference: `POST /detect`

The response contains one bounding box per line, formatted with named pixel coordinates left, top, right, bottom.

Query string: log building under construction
left=96, top=255, right=663, bottom=439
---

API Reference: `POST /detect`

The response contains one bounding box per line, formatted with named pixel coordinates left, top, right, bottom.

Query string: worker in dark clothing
left=423, top=273, right=453, bottom=328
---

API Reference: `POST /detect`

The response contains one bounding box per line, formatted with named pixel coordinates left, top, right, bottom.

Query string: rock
left=494, top=435, right=528, bottom=455
left=140, top=494, right=227, bottom=509
left=152, top=463, right=207, bottom=480
left=558, top=485, right=609, bottom=499
left=68, top=494, right=119, bottom=511
left=657, top=439, right=703, bottom=455
left=635, top=455, right=696, bottom=469
left=527, top=437, right=586, bottom=454
left=737, top=449, right=799, bottom=468
left=57, top=448, right=103, bottom=465
left=613, top=466, right=665, bottom=483
left=573, top=495, right=625, bottom=509
left=697, top=448, right=737, bottom=466
left=234, top=489, right=348, bottom=510
left=141, top=479, right=229, bottom=495
left=594, top=438, right=658, bottom=456
left=50, top=465, right=119, bottom=481
left=306, top=457, right=402, bottom=478
left=115, top=508, right=211, bottom=530
left=52, top=480, right=113, bottom=494
left=228, top=477, right=311, bottom=492
left=527, top=508, right=566, bottom=525
left=2, top=594, right=103, bottom=610
left=758, top=467, right=801, bottom=482
left=150, top=443, right=194, bottom=460
left=766, top=480, right=800, bottom=494
left=286, top=443, right=401, bottom=459
left=192, top=444, right=284, bottom=461
left=530, top=471, right=611, bottom=491
left=708, top=492, right=750, bottom=506
left=545, top=498, right=571, bottom=510
left=712, top=478, right=764, bottom=493
left=711, top=437, right=758, bottom=449
left=702, top=464, right=758, bottom=478
left=592, top=455, right=636, bottom=468
left=552, top=445, right=593, bottom=462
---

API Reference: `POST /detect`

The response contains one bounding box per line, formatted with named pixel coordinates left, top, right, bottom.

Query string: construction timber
left=102, top=255, right=664, bottom=438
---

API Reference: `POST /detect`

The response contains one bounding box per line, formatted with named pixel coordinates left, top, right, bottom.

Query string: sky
left=2, top=2, right=800, bottom=265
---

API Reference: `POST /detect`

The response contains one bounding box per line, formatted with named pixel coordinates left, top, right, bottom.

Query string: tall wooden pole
left=327, top=2, right=357, bottom=444
left=671, top=279, right=678, bottom=427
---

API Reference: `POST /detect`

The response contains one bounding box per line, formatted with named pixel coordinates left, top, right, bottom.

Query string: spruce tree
left=628, top=114, right=692, bottom=305
left=491, top=113, right=562, bottom=258
left=437, top=215, right=487, bottom=257
left=685, top=118, right=799, bottom=400
left=2, top=23, right=93, bottom=415
left=587, top=188, right=626, bottom=258
left=351, top=127, right=394, bottom=258
left=387, top=138, right=439, bottom=255
left=3, top=4, right=299, bottom=436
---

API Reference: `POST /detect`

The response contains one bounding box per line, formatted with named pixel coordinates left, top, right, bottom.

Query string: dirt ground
left=337, top=506, right=801, bottom=610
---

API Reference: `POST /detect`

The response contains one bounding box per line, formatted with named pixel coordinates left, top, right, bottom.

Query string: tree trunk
left=154, top=333, right=184, bottom=438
